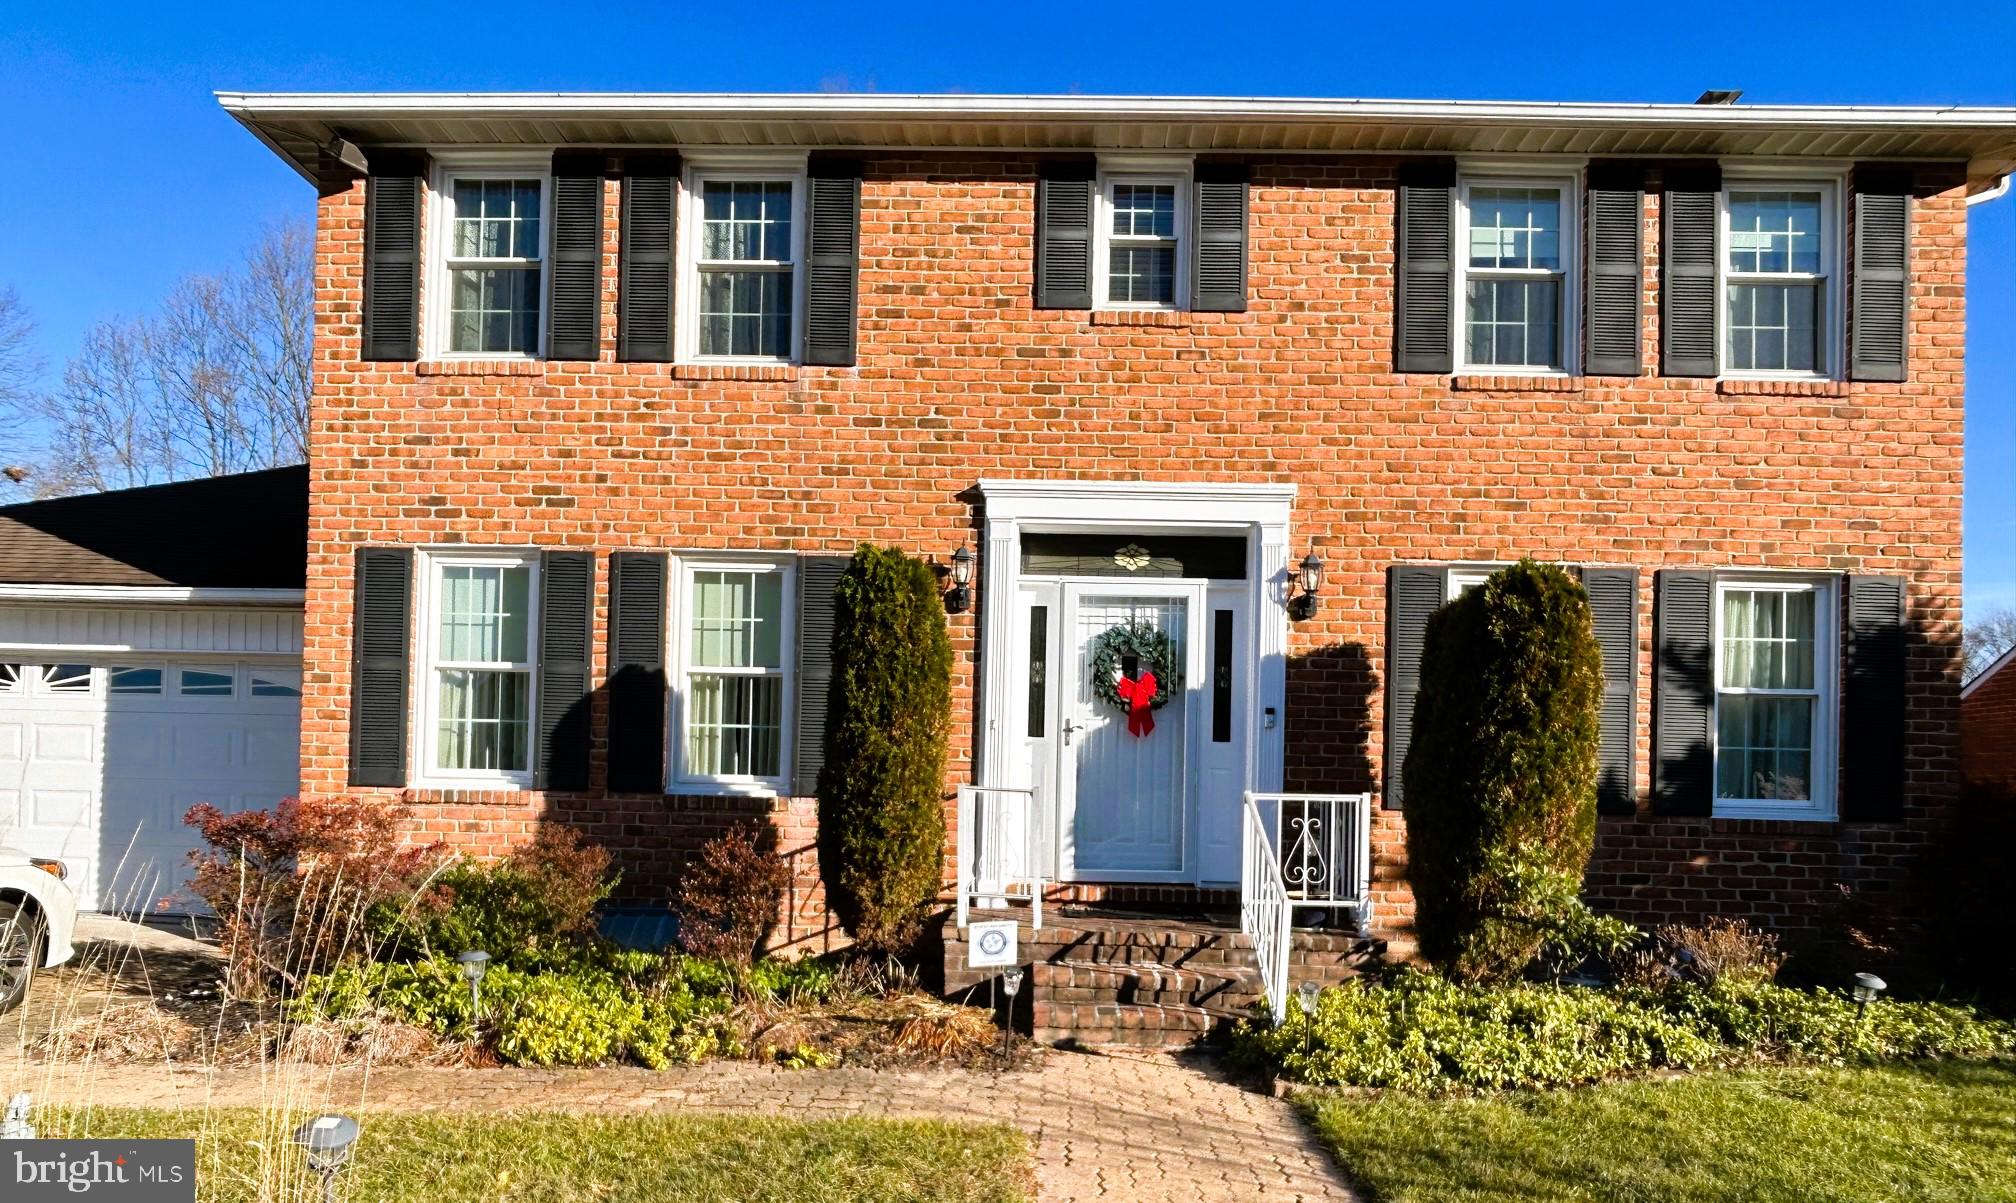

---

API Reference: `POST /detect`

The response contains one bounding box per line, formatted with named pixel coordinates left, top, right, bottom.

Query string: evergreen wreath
left=1089, top=620, right=1177, bottom=714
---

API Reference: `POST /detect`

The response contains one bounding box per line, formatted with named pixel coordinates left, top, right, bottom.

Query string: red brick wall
left=303, top=154, right=1969, bottom=945
left=1962, top=659, right=2016, bottom=787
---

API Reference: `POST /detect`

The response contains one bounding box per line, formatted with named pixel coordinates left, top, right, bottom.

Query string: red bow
left=1115, top=671, right=1158, bottom=737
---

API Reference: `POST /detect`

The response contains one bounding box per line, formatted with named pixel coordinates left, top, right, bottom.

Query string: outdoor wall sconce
left=292, top=1114, right=360, bottom=1203
left=946, top=543, right=974, bottom=614
left=1289, top=553, right=1324, bottom=621
left=457, top=949, right=491, bottom=1018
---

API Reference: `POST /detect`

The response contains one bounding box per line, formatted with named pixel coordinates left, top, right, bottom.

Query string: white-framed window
left=1095, top=171, right=1188, bottom=310
left=679, top=164, right=806, bottom=363
left=417, top=551, right=540, bottom=787
left=1456, top=175, right=1577, bottom=374
left=1718, top=178, right=1842, bottom=379
left=1447, top=568, right=1494, bottom=599
left=429, top=161, right=550, bottom=359
left=670, top=558, right=795, bottom=793
left=1712, top=574, right=1837, bottom=820
left=108, top=666, right=164, bottom=695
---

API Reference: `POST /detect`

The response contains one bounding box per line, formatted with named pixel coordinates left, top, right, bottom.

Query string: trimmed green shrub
left=373, top=826, right=617, bottom=963
left=1404, top=559, right=1605, bottom=982
left=1230, top=969, right=2016, bottom=1093
left=816, top=544, right=953, bottom=955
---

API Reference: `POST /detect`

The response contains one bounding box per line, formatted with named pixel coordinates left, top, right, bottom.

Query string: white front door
left=1057, top=583, right=1205, bottom=881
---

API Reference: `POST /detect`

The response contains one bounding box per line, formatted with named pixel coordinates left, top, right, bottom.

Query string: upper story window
left=1096, top=176, right=1185, bottom=309
left=1713, top=575, right=1836, bottom=819
left=433, top=171, right=548, bottom=357
left=420, top=553, right=539, bottom=787
left=682, top=168, right=804, bottom=362
left=1722, top=185, right=1837, bottom=378
left=1457, top=178, right=1575, bottom=373
left=672, top=559, right=794, bottom=791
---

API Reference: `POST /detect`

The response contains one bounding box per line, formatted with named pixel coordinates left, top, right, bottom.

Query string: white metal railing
left=1241, top=791, right=1377, bottom=1024
left=1240, top=793, right=1293, bottom=1023
left=955, top=784, right=1047, bottom=931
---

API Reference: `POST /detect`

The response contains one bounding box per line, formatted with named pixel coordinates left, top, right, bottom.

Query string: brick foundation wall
left=304, top=154, right=1969, bottom=947
left=1961, top=660, right=2016, bottom=787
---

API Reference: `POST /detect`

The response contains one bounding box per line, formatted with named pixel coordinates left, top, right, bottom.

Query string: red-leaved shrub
left=673, top=824, right=788, bottom=971
left=184, top=796, right=445, bottom=997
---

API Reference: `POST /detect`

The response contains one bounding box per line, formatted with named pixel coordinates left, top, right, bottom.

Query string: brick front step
left=944, top=906, right=1404, bottom=1048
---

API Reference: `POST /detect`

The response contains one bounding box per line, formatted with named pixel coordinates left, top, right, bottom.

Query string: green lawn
left=1301, top=1061, right=2016, bottom=1203
left=39, top=1109, right=1032, bottom=1203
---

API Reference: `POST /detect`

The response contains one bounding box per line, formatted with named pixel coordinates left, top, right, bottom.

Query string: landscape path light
left=292, top=1114, right=359, bottom=1203
left=1298, top=980, right=1322, bottom=1057
left=1000, top=966, right=1025, bottom=1055
left=457, top=949, right=491, bottom=1019
left=1852, top=972, right=1887, bottom=1019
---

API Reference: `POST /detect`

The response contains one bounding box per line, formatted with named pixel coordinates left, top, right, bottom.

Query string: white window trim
left=676, top=163, right=808, bottom=365
left=425, top=155, right=553, bottom=362
left=1715, top=172, right=1846, bottom=382
left=412, top=549, right=541, bottom=791
left=666, top=555, right=797, bottom=796
left=1094, top=161, right=1192, bottom=311
left=1453, top=172, right=1581, bottom=377
left=1710, top=573, right=1838, bottom=821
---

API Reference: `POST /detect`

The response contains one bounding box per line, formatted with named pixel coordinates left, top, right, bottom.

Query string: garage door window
left=0, top=664, right=26, bottom=692
left=109, top=667, right=164, bottom=694
left=251, top=669, right=301, bottom=698
left=43, top=664, right=92, bottom=693
left=180, top=668, right=235, bottom=697
left=422, top=555, right=539, bottom=786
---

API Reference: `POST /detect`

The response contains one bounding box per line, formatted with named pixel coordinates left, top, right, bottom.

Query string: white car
left=0, top=848, right=78, bottom=1015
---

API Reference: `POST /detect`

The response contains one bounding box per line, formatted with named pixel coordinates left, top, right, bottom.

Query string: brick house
left=216, top=92, right=2013, bottom=1021
left=1963, top=646, right=2016, bottom=787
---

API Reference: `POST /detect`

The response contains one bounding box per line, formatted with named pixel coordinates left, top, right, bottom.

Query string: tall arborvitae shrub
left=816, top=544, right=953, bottom=955
left=1403, top=559, right=1604, bottom=982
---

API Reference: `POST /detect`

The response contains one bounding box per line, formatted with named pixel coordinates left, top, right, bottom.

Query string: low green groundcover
left=1232, top=968, right=2016, bottom=1092
left=37, top=1108, right=1031, bottom=1203
left=291, top=947, right=836, bottom=1068
left=1302, top=1062, right=2016, bottom=1203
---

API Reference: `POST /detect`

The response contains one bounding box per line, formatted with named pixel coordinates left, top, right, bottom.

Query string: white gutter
left=1967, top=174, right=2012, bottom=205
left=213, top=91, right=2016, bottom=134
left=0, top=585, right=305, bottom=606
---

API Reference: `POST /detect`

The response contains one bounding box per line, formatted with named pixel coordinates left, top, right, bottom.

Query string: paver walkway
left=16, top=1049, right=1357, bottom=1202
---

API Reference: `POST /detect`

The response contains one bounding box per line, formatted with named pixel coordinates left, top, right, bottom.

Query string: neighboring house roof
left=0, top=466, right=307, bottom=590
left=1963, top=642, right=2016, bottom=699
left=218, top=92, right=2016, bottom=191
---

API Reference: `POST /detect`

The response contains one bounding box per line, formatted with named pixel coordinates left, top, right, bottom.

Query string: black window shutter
left=537, top=550, right=595, bottom=791
left=1585, top=164, right=1645, bottom=376
left=1384, top=564, right=1449, bottom=809
left=1652, top=570, right=1715, bottom=815
left=618, top=153, right=678, bottom=362
left=547, top=151, right=604, bottom=362
left=1579, top=566, right=1640, bottom=815
left=1035, top=159, right=1095, bottom=309
left=1395, top=160, right=1455, bottom=374
left=793, top=555, right=850, bottom=797
left=1842, top=574, right=1908, bottom=821
left=804, top=158, right=863, bottom=366
left=1191, top=161, right=1250, bottom=312
left=606, top=551, right=668, bottom=792
left=362, top=152, right=426, bottom=361
left=1851, top=167, right=1913, bottom=383
left=349, top=547, right=413, bottom=787
left=1660, top=163, right=1721, bottom=378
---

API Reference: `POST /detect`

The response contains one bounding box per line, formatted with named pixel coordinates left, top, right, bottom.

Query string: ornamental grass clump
left=816, top=543, right=953, bottom=956
left=1403, top=559, right=1605, bottom=983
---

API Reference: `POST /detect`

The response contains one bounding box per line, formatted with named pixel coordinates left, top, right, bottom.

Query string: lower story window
left=678, top=561, right=793, bottom=788
left=425, top=555, right=538, bottom=782
left=1713, top=577, right=1834, bottom=817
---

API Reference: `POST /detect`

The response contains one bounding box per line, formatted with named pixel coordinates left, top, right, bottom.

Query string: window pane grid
left=1715, top=586, right=1821, bottom=805
left=686, top=673, right=784, bottom=778
left=1725, top=189, right=1826, bottom=373
left=1461, top=184, right=1565, bottom=370
left=436, top=668, right=531, bottom=773
left=431, top=562, right=535, bottom=776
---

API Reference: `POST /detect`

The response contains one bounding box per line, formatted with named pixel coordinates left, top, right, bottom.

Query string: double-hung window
left=1713, top=576, right=1836, bottom=819
left=435, top=169, right=548, bottom=357
left=1095, top=173, right=1186, bottom=309
left=674, top=560, right=794, bottom=791
left=421, top=554, right=539, bottom=786
left=1457, top=178, right=1574, bottom=373
left=684, top=170, right=804, bottom=361
left=1721, top=184, right=1837, bottom=377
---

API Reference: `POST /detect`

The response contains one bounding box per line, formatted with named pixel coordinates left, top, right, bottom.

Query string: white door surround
left=975, top=479, right=1294, bottom=888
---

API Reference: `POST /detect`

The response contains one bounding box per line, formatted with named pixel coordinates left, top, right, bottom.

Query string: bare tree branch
left=1965, top=605, right=2016, bottom=681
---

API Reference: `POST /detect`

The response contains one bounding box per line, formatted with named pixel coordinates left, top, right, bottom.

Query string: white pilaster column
left=1253, top=524, right=1290, bottom=794
left=977, top=516, right=1021, bottom=788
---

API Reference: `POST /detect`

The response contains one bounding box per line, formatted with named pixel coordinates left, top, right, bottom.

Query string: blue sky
left=1, top=1, right=2012, bottom=618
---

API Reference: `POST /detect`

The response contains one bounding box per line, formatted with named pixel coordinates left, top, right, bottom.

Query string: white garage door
left=0, top=658, right=302, bottom=911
